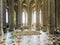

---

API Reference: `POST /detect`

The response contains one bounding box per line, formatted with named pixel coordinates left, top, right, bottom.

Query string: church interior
left=0, top=0, right=60, bottom=45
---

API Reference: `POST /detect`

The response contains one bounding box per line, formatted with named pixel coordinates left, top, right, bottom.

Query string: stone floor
left=0, top=30, right=60, bottom=45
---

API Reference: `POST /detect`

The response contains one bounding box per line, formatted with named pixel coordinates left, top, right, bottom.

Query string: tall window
left=22, top=12, right=25, bottom=24
left=31, top=11, right=36, bottom=31
left=6, top=9, right=8, bottom=23
left=22, top=12, right=28, bottom=26
left=32, top=11, right=36, bottom=24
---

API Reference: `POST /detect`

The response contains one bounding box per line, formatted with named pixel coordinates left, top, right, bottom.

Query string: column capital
left=34, top=0, right=38, bottom=3
left=19, top=0, right=24, bottom=3
left=26, top=0, right=32, bottom=4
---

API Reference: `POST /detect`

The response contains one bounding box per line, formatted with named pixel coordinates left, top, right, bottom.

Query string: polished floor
left=0, top=30, right=59, bottom=45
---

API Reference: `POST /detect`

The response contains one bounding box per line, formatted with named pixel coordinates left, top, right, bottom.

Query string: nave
left=0, top=0, right=60, bottom=45
left=0, top=30, right=54, bottom=45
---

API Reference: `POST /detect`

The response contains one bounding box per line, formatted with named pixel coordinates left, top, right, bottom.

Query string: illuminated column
left=40, top=1, right=44, bottom=31
left=27, top=0, right=32, bottom=30
left=41, top=0, right=48, bottom=32
left=8, top=0, right=14, bottom=31
left=16, top=0, right=23, bottom=29
left=43, top=0, right=48, bottom=32
left=35, top=0, right=40, bottom=31
left=0, top=0, right=3, bottom=35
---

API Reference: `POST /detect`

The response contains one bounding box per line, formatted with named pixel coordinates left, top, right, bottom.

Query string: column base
left=9, top=29, right=14, bottom=32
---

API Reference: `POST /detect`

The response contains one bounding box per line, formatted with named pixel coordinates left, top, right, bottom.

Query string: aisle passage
left=0, top=30, right=53, bottom=45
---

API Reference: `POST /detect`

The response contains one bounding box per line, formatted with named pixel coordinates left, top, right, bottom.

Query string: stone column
left=55, top=0, right=60, bottom=32
left=43, top=0, right=48, bottom=32
left=55, top=0, right=59, bottom=29
left=3, top=0, right=7, bottom=33
left=50, top=0, right=55, bottom=34
left=0, top=0, right=3, bottom=35
left=56, top=0, right=60, bottom=29
left=16, top=7, right=19, bottom=29
left=58, top=0, right=60, bottom=29
left=27, top=0, right=32, bottom=30
left=35, top=0, right=40, bottom=31
left=41, top=0, right=45, bottom=29
left=8, top=0, right=14, bottom=31
left=16, top=0, right=23, bottom=29
left=41, top=0, right=49, bottom=32
left=47, top=0, right=51, bottom=33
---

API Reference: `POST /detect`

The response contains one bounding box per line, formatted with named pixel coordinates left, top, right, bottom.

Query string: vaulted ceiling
left=7, top=0, right=43, bottom=11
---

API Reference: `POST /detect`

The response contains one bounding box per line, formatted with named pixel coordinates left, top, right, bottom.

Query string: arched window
left=32, top=11, right=36, bottom=24
left=31, top=11, right=36, bottom=31
left=22, top=12, right=25, bottom=24
left=22, top=11, right=28, bottom=26
left=6, top=9, right=8, bottom=23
